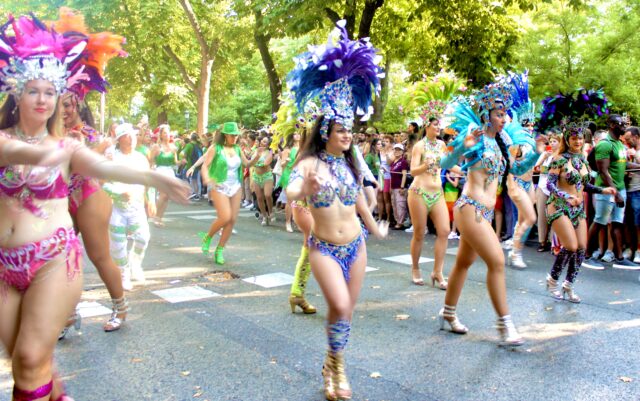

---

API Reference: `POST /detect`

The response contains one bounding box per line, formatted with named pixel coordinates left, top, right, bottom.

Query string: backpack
left=190, top=142, right=203, bottom=164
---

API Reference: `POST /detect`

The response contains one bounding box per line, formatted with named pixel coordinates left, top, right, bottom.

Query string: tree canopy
left=0, top=0, right=637, bottom=131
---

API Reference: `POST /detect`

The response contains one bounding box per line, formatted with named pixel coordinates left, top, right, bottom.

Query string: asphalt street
left=1, top=201, right=639, bottom=401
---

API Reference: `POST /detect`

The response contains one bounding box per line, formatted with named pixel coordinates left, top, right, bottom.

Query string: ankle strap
left=14, top=381, right=53, bottom=400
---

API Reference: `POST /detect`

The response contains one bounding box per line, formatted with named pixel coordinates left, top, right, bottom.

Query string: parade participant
left=150, top=123, right=178, bottom=226
left=288, top=128, right=317, bottom=314
left=279, top=130, right=302, bottom=232
left=52, top=9, right=131, bottom=333
left=103, top=124, right=154, bottom=290
left=408, top=115, right=449, bottom=288
left=534, top=130, right=562, bottom=252
left=287, top=21, right=387, bottom=400
left=439, top=81, right=544, bottom=347
left=0, top=12, right=189, bottom=401
left=535, top=91, right=618, bottom=301
left=252, top=136, right=275, bottom=225
left=196, top=122, right=258, bottom=265
left=505, top=72, right=540, bottom=268
left=545, top=123, right=614, bottom=302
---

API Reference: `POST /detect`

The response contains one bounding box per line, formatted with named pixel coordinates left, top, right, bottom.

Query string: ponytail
left=494, top=133, right=511, bottom=188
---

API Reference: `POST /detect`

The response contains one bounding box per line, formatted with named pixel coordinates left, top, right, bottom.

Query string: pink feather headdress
left=0, top=9, right=125, bottom=99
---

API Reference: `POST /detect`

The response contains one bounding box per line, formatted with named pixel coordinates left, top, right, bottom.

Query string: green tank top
left=278, top=147, right=298, bottom=189
left=208, top=144, right=242, bottom=184
left=155, top=150, right=175, bottom=166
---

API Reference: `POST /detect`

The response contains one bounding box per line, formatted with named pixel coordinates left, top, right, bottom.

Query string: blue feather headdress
left=287, top=20, right=383, bottom=141
left=507, top=70, right=536, bottom=125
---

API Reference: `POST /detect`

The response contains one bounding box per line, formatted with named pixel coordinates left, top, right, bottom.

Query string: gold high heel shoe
left=438, top=306, right=468, bottom=334
left=430, top=273, right=447, bottom=290
left=323, top=352, right=337, bottom=401
left=562, top=281, right=581, bottom=303
left=289, top=295, right=317, bottom=314
left=328, top=352, right=352, bottom=400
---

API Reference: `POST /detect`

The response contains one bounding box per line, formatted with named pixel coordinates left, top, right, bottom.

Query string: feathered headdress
left=0, top=8, right=125, bottom=99
left=420, top=99, right=447, bottom=123
left=507, top=70, right=536, bottom=125
left=51, top=7, right=126, bottom=99
left=287, top=20, right=383, bottom=141
left=473, top=80, right=513, bottom=122
left=536, top=89, right=609, bottom=140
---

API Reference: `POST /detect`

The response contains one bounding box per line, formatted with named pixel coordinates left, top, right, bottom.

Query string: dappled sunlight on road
left=520, top=318, right=640, bottom=341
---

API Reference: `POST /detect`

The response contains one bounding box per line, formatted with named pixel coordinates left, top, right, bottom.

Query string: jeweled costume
left=440, top=80, right=537, bottom=346
left=536, top=90, right=610, bottom=302
left=287, top=20, right=381, bottom=400
left=0, top=9, right=122, bottom=400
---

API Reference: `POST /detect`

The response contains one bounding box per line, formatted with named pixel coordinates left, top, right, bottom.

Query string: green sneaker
left=198, top=232, right=212, bottom=255
left=214, top=246, right=225, bottom=265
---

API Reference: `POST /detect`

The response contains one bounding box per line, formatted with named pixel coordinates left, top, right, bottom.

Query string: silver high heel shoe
left=496, top=315, right=524, bottom=347
left=546, top=274, right=562, bottom=300
left=438, top=305, right=468, bottom=334
left=562, top=281, right=581, bottom=303
left=508, top=249, right=527, bottom=268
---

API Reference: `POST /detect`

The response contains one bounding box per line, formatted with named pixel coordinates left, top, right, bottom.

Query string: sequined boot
left=289, top=246, right=316, bottom=314
left=214, top=246, right=225, bottom=265
left=13, top=381, right=53, bottom=401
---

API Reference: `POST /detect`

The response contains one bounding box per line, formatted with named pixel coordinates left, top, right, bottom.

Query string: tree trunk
left=254, top=11, right=282, bottom=117
left=197, top=56, right=214, bottom=135
left=372, top=57, right=391, bottom=122
left=358, top=0, right=384, bottom=39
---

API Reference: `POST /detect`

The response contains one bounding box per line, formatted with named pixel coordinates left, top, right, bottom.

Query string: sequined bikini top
left=0, top=136, right=69, bottom=218
left=562, top=152, right=591, bottom=191
left=469, top=135, right=506, bottom=186
left=308, top=151, right=360, bottom=208
left=422, top=139, right=444, bottom=176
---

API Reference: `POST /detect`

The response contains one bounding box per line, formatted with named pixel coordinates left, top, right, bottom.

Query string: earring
left=11, top=105, right=18, bottom=116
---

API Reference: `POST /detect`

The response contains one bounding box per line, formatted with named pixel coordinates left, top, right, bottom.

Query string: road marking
left=164, top=210, right=213, bottom=215
left=187, top=215, right=216, bottom=220
left=152, top=286, right=221, bottom=303
left=242, top=272, right=294, bottom=288
left=382, top=254, right=433, bottom=265
left=365, top=266, right=379, bottom=272
left=77, top=301, right=112, bottom=318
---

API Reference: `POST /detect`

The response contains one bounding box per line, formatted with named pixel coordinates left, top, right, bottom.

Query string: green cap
left=207, top=123, right=220, bottom=131
left=220, top=122, right=240, bottom=136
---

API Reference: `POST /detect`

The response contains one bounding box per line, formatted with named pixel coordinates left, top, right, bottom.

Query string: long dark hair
left=297, top=115, right=359, bottom=180
left=370, top=138, right=381, bottom=156
left=0, top=94, right=63, bottom=137
left=482, top=107, right=510, bottom=188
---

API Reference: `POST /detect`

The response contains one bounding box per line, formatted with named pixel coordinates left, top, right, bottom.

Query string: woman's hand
left=301, top=170, right=321, bottom=197
left=602, top=187, right=617, bottom=195
left=374, top=220, right=389, bottom=239
left=567, top=195, right=581, bottom=207
left=464, top=128, right=483, bottom=149
left=186, top=166, right=195, bottom=178
left=148, top=173, right=191, bottom=204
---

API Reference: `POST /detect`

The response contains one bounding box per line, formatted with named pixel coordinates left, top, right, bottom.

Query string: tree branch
left=162, top=44, right=197, bottom=92
left=178, top=0, right=208, bottom=53
left=324, top=7, right=341, bottom=25
left=207, top=37, right=220, bottom=60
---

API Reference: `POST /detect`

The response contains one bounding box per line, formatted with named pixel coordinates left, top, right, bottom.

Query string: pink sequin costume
left=0, top=141, right=82, bottom=292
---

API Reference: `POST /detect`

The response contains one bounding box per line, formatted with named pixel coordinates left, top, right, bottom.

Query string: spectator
left=624, top=126, right=640, bottom=262
left=390, top=143, right=409, bottom=229
left=585, top=115, right=639, bottom=268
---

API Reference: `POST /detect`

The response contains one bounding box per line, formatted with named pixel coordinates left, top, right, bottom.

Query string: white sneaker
left=448, top=232, right=459, bottom=240
left=601, top=250, right=615, bottom=263
left=286, top=222, right=293, bottom=233
left=633, top=253, right=640, bottom=264
left=592, top=249, right=602, bottom=260
left=244, top=203, right=254, bottom=209
left=623, top=249, right=633, bottom=260
left=121, top=270, right=133, bottom=291
left=405, top=225, right=414, bottom=233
